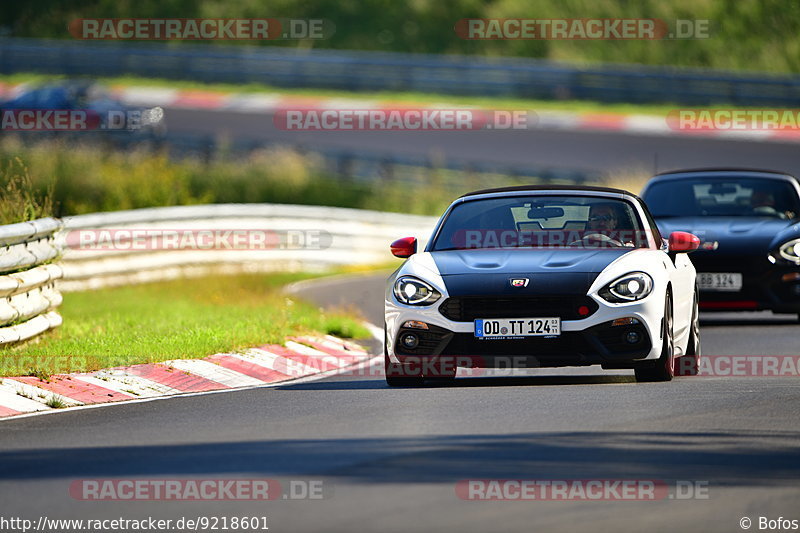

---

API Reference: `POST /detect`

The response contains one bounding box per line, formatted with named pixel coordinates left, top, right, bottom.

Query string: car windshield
left=431, top=195, right=651, bottom=251
left=644, top=177, right=800, bottom=219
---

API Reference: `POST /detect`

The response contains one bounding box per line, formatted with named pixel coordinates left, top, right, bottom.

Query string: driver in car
left=750, top=190, right=779, bottom=216
left=587, top=203, right=619, bottom=232
left=580, top=203, right=635, bottom=247
left=750, top=189, right=797, bottom=219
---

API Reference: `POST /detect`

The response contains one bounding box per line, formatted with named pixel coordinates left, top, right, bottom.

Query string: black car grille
left=439, top=296, right=598, bottom=322
left=440, top=333, right=595, bottom=357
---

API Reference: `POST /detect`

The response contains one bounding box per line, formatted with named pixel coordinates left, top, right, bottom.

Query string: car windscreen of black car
left=644, top=177, right=800, bottom=219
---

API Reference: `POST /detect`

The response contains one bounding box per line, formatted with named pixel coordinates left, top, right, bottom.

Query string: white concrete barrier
left=0, top=219, right=63, bottom=345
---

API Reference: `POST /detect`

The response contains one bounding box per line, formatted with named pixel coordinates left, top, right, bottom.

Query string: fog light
left=625, top=331, right=640, bottom=344
left=401, top=334, right=419, bottom=349
left=578, top=305, right=590, bottom=317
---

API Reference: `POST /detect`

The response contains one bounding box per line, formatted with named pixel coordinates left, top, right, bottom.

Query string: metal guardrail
left=0, top=218, right=63, bottom=345
left=2, top=38, right=800, bottom=105
left=58, top=203, right=438, bottom=291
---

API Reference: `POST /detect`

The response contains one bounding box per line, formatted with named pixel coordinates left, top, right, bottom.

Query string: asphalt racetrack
left=165, top=107, right=800, bottom=177
left=1, top=272, right=799, bottom=533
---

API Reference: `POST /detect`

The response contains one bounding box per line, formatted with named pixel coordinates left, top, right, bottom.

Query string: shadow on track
left=2, top=430, right=800, bottom=487
left=279, top=374, right=635, bottom=391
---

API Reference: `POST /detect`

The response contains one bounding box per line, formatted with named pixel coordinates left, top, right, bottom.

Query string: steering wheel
left=752, top=206, right=785, bottom=218
left=569, top=233, right=623, bottom=247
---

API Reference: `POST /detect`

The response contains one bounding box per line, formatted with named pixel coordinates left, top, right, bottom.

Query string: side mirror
left=668, top=231, right=700, bottom=253
left=390, top=237, right=417, bottom=258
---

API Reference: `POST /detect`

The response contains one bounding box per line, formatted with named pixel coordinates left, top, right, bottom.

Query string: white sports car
left=384, top=185, right=701, bottom=385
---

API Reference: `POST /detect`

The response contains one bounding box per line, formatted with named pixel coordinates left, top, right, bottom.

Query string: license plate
left=697, top=272, right=743, bottom=292
left=475, top=317, right=561, bottom=338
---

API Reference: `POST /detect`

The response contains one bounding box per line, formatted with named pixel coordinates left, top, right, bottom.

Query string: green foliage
left=1, top=137, right=541, bottom=217
left=3, top=0, right=800, bottom=72
left=0, top=137, right=369, bottom=216
left=45, top=395, right=66, bottom=408
left=0, top=156, right=54, bottom=225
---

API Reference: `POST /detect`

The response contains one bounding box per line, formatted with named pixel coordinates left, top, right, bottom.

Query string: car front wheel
left=635, top=290, right=675, bottom=383
left=678, top=289, right=701, bottom=376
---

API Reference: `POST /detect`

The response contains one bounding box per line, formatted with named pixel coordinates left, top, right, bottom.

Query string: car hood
left=656, top=217, right=800, bottom=254
left=430, top=248, right=632, bottom=296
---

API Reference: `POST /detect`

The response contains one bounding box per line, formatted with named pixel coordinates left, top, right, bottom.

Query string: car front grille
left=440, top=332, right=595, bottom=357
left=438, top=296, right=598, bottom=322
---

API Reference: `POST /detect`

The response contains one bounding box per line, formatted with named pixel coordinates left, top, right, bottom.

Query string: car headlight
left=393, top=276, right=441, bottom=306
left=599, top=272, right=654, bottom=303
left=140, top=106, right=164, bottom=126
left=778, top=238, right=800, bottom=264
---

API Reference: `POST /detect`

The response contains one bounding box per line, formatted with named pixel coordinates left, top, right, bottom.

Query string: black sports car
left=641, top=168, right=800, bottom=319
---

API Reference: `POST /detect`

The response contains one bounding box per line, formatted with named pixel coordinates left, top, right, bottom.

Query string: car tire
left=635, top=290, right=675, bottom=383
left=677, top=289, right=701, bottom=376
left=384, top=325, right=423, bottom=387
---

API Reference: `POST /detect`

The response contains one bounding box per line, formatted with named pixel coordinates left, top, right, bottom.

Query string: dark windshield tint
left=431, top=195, right=650, bottom=251
left=644, top=177, right=800, bottom=219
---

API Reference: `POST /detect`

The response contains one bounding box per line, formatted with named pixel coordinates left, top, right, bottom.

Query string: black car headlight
left=393, top=276, right=441, bottom=306
left=778, top=238, right=800, bottom=264
left=599, top=272, right=654, bottom=303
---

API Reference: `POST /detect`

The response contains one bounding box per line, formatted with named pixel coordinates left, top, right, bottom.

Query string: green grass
left=1, top=72, right=749, bottom=117
left=0, top=271, right=371, bottom=377
left=0, top=156, right=54, bottom=225
left=45, top=395, right=66, bottom=408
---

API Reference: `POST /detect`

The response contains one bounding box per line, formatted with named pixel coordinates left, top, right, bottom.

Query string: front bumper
left=693, top=255, right=800, bottom=313
left=385, top=294, right=664, bottom=369
left=392, top=320, right=651, bottom=369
